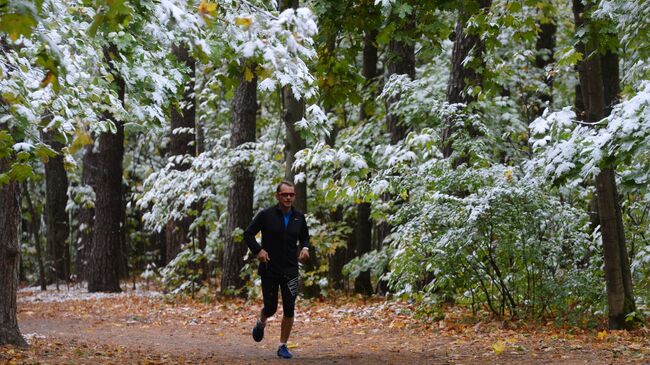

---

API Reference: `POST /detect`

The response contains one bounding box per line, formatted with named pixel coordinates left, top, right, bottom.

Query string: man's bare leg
left=280, top=316, right=293, bottom=343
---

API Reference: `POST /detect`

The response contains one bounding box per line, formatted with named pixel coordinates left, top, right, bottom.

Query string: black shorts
left=261, top=272, right=299, bottom=318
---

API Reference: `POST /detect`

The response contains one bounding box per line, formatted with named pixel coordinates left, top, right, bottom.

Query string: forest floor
left=2, top=284, right=650, bottom=364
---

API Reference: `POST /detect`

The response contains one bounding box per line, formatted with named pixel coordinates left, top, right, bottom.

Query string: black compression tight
left=261, top=273, right=299, bottom=318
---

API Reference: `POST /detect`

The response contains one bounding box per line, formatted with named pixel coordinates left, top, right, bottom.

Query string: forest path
left=5, top=286, right=649, bottom=364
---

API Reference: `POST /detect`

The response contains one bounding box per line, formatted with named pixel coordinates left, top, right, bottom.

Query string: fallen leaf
left=492, top=341, right=506, bottom=355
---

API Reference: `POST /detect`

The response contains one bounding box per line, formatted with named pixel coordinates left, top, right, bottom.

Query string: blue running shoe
left=277, top=344, right=293, bottom=359
left=252, top=321, right=264, bottom=342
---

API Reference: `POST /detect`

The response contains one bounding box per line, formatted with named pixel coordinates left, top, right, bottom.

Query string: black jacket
left=244, top=205, right=310, bottom=277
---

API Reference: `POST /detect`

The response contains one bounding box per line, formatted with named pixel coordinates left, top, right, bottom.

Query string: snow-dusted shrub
left=385, top=164, right=601, bottom=319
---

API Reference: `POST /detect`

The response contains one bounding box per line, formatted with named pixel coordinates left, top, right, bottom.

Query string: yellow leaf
left=492, top=341, right=506, bottom=355
left=40, top=71, right=56, bottom=88
left=287, top=343, right=298, bottom=349
left=197, top=1, right=218, bottom=17
left=597, top=330, right=607, bottom=340
left=505, top=169, right=513, bottom=182
left=235, top=17, right=252, bottom=27
left=69, top=129, right=93, bottom=154
left=244, top=67, right=254, bottom=82
left=257, top=67, right=271, bottom=80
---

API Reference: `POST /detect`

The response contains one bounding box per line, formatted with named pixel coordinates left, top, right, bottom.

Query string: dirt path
left=5, top=288, right=649, bottom=364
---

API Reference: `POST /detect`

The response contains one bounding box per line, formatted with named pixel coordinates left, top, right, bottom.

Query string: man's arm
left=244, top=212, right=263, bottom=255
left=298, top=215, right=310, bottom=263
left=299, top=214, right=310, bottom=250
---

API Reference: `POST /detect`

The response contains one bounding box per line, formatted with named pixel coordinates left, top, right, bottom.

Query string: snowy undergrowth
left=18, top=283, right=162, bottom=303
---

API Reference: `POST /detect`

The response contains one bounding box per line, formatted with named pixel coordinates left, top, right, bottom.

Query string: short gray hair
left=276, top=180, right=294, bottom=193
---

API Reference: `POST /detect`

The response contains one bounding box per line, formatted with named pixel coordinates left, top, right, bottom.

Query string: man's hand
left=257, top=249, right=270, bottom=263
left=298, top=247, right=310, bottom=263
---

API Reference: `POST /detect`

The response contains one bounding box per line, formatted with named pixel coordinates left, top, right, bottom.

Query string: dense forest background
left=1, top=0, right=650, bottom=347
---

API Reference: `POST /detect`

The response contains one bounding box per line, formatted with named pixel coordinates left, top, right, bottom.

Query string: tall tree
left=87, top=44, right=126, bottom=293
left=279, top=0, right=321, bottom=298
left=280, top=0, right=307, bottom=213
left=23, top=183, right=47, bottom=291
left=386, top=17, right=415, bottom=144
left=572, top=0, right=635, bottom=330
left=220, top=65, right=257, bottom=295
left=43, top=130, right=70, bottom=282
left=0, top=126, right=27, bottom=347
left=532, top=9, right=556, bottom=119
left=165, top=42, right=196, bottom=264
left=76, top=144, right=97, bottom=281
left=354, top=20, right=380, bottom=296
left=441, top=0, right=492, bottom=162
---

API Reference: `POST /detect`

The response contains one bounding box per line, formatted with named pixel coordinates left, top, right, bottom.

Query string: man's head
left=275, top=181, right=296, bottom=211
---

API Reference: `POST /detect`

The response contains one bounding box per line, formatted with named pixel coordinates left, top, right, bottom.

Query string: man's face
left=276, top=184, right=296, bottom=210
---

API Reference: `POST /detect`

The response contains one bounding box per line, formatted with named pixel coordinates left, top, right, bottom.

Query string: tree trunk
left=76, top=144, right=97, bottom=282
left=441, top=0, right=492, bottom=161
left=196, top=117, right=209, bottom=279
left=354, top=202, right=373, bottom=295
left=43, top=130, right=70, bottom=283
left=279, top=0, right=306, bottom=211
left=0, top=131, right=27, bottom=347
left=88, top=44, right=126, bottom=293
left=327, top=206, right=347, bottom=290
left=572, top=0, right=589, bottom=120
left=278, top=0, right=321, bottom=298
left=533, top=20, right=556, bottom=115
left=353, top=27, right=379, bottom=295
left=574, top=0, right=635, bottom=329
left=23, top=183, right=47, bottom=291
left=220, top=66, right=257, bottom=295
left=386, top=18, right=415, bottom=144
left=165, top=42, right=196, bottom=264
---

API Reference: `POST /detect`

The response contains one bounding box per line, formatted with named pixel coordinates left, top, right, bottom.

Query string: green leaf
left=16, top=151, right=30, bottom=162
left=33, top=143, right=57, bottom=163
left=9, top=162, right=34, bottom=182
left=0, top=12, right=37, bottom=41
left=0, top=173, right=9, bottom=185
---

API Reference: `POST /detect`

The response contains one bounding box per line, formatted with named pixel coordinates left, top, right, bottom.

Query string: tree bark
left=573, top=0, right=635, bottom=329
left=76, top=144, right=97, bottom=282
left=165, top=42, right=197, bottom=264
left=327, top=206, right=348, bottom=290
left=572, top=0, right=590, bottom=120
left=533, top=20, right=556, bottom=115
left=354, top=26, right=379, bottom=295
left=88, top=44, right=126, bottom=293
left=23, top=183, right=47, bottom=291
left=220, top=66, right=257, bottom=295
left=441, top=0, right=492, bottom=161
left=0, top=128, right=27, bottom=347
left=43, top=130, right=70, bottom=283
left=354, top=202, right=373, bottom=295
left=386, top=18, right=415, bottom=144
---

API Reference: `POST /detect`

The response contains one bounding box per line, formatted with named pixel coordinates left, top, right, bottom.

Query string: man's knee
left=263, top=304, right=277, bottom=317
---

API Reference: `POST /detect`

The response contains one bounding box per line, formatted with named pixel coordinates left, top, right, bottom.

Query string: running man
left=245, top=181, right=310, bottom=359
